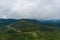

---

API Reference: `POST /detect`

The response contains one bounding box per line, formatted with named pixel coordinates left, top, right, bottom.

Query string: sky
left=0, top=0, right=60, bottom=19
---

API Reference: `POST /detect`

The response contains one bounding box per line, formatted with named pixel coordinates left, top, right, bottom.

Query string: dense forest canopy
left=0, top=19, right=60, bottom=40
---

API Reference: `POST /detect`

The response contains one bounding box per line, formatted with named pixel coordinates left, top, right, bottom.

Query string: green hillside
left=0, top=19, right=60, bottom=40
left=10, top=19, right=60, bottom=32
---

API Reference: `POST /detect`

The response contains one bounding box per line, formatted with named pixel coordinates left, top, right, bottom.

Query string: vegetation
left=0, top=19, right=60, bottom=40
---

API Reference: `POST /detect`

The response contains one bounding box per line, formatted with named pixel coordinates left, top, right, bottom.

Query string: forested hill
left=0, top=19, right=60, bottom=40
left=9, top=19, right=60, bottom=32
left=0, top=19, right=60, bottom=32
left=0, top=19, right=19, bottom=27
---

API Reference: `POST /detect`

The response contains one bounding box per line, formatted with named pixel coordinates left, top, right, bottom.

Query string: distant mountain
left=9, top=19, right=60, bottom=32
left=38, top=19, right=60, bottom=27
left=0, top=19, right=19, bottom=27
left=0, top=19, right=60, bottom=33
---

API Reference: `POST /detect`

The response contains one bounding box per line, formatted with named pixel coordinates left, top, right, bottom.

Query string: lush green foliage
left=0, top=31, right=60, bottom=40
left=0, top=19, right=60, bottom=40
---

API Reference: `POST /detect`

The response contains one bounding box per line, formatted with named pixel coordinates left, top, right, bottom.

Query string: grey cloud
left=0, top=0, right=60, bottom=19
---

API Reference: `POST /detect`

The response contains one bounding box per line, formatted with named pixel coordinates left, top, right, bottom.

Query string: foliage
left=0, top=19, right=60, bottom=40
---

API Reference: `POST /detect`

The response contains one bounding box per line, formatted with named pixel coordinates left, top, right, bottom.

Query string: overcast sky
left=0, top=0, right=60, bottom=19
